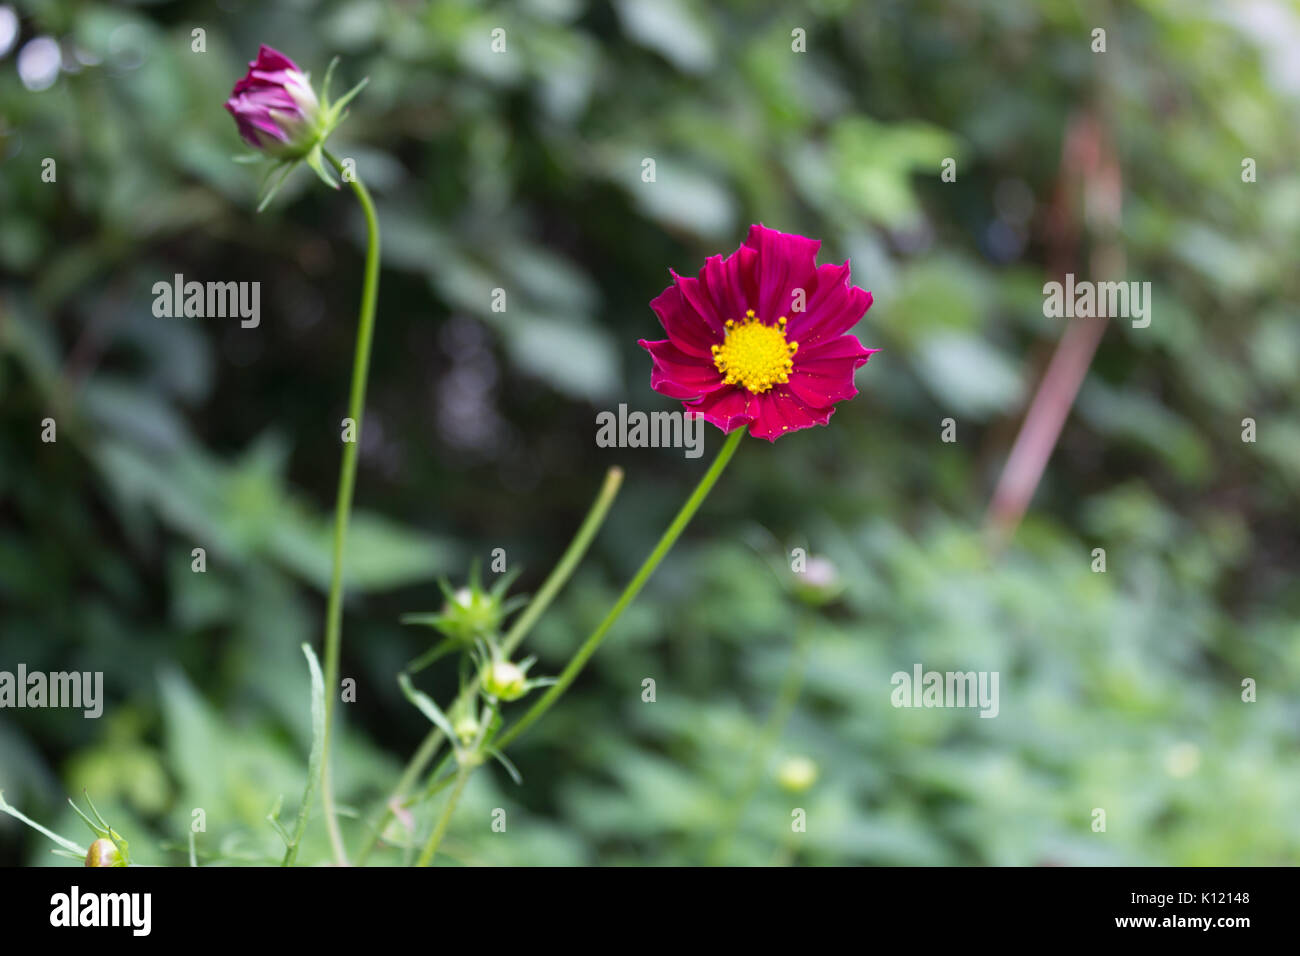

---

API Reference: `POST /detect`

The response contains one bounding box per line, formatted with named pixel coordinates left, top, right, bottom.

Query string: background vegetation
left=1, top=0, right=1298, bottom=865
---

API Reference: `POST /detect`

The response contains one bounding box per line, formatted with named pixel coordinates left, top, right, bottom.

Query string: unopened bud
left=793, top=556, right=844, bottom=606
left=84, top=838, right=124, bottom=867
left=224, top=46, right=322, bottom=158
left=483, top=660, right=527, bottom=701
left=453, top=714, right=481, bottom=746
left=775, top=756, right=818, bottom=794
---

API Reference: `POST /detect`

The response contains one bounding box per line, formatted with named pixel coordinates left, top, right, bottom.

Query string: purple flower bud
left=224, top=45, right=321, bottom=156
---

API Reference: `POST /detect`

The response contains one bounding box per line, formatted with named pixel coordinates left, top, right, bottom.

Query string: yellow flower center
left=711, top=310, right=799, bottom=394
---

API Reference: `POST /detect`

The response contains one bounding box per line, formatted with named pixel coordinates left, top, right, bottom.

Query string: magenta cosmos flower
left=639, top=225, right=878, bottom=441
left=224, top=45, right=322, bottom=155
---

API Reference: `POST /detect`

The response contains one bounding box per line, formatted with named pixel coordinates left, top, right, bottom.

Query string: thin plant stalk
left=355, top=466, right=624, bottom=864
left=318, top=149, right=382, bottom=867
left=416, top=426, right=746, bottom=865
left=414, top=700, right=497, bottom=867
left=708, top=624, right=811, bottom=864
left=416, top=764, right=473, bottom=867
left=497, top=426, right=746, bottom=751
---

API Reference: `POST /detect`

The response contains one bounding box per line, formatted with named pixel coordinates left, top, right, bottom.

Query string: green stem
left=415, top=701, right=495, bottom=867
left=318, top=150, right=382, bottom=867
left=354, top=466, right=624, bottom=864
left=413, top=427, right=744, bottom=864
left=498, top=469, right=625, bottom=655
left=406, top=758, right=459, bottom=806
left=708, top=624, right=811, bottom=864
left=416, top=762, right=472, bottom=867
left=496, top=426, right=746, bottom=751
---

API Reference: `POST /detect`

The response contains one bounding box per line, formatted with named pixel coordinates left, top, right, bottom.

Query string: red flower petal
left=650, top=283, right=721, bottom=360
left=684, top=386, right=757, bottom=433
left=787, top=262, right=873, bottom=348
left=748, top=385, right=835, bottom=441
left=699, top=246, right=759, bottom=325
left=254, top=45, right=300, bottom=72
left=786, top=336, right=879, bottom=408
left=669, top=270, right=726, bottom=332
left=638, top=338, right=724, bottom=400
left=742, top=224, right=821, bottom=323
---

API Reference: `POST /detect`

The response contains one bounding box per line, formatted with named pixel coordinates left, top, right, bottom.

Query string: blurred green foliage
left=1, top=0, right=1298, bottom=865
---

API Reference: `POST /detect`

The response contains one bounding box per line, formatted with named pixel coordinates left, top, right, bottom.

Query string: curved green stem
left=318, top=149, right=382, bottom=867
left=496, top=426, right=745, bottom=751
left=354, top=466, right=624, bottom=864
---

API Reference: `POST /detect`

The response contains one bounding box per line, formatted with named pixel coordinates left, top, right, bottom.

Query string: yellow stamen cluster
left=711, top=310, right=799, bottom=394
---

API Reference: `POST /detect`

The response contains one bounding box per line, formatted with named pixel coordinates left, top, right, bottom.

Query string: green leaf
left=397, top=673, right=459, bottom=742
left=281, top=643, right=326, bottom=866
left=503, top=312, right=620, bottom=401
left=0, top=791, right=88, bottom=856
left=613, top=0, right=715, bottom=73
left=912, top=334, right=1024, bottom=420
left=268, top=509, right=457, bottom=594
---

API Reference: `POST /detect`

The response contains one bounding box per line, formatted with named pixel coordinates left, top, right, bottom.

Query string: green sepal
left=257, top=160, right=298, bottom=213
left=305, top=143, right=339, bottom=190
left=327, top=76, right=370, bottom=121
left=399, top=636, right=459, bottom=675
left=320, top=57, right=341, bottom=104
left=488, top=748, right=523, bottom=785
left=398, top=673, right=459, bottom=743
left=266, top=794, right=293, bottom=848
left=69, top=792, right=127, bottom=858
left=490, top=567, right=523, bottom=600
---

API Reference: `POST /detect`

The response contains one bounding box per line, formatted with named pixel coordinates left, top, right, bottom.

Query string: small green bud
left=453, top=714, right=481, bottom=746
left=775, top=756, right=818, bottom=794
left=483, top=660, right=528, bottom=701
left=85, top=838, right=124, bottom=867
left=403, top=567, right=526, bottom=646
left=793, top=556, right=844, bottom=606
